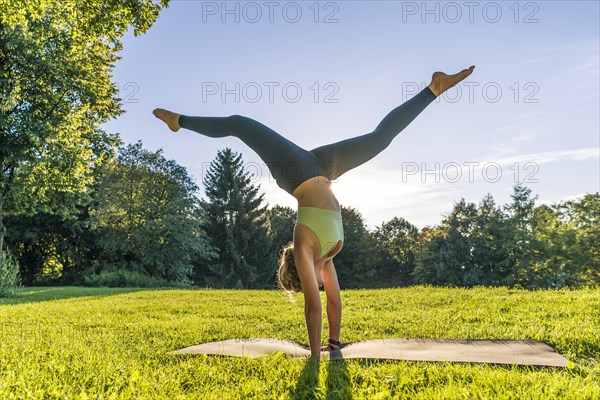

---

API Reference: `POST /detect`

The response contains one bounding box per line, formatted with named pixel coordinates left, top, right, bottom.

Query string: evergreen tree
left=504, top=184, right=539, bottom=287
left=472, top=193, right=512, bottom=285
left=441, top=199, right=479, bottom=286
left=200, top=148, right=271, bottom=288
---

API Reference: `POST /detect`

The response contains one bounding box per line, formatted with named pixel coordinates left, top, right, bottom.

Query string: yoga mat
left=170, top=338, right=569, bottom=367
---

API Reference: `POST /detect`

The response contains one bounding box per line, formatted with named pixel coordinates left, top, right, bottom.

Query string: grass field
left=0, top=286, right=598, bottom=399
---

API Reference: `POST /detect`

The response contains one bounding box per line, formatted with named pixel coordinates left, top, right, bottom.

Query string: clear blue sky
left=102, top=0, right=599, bottom=229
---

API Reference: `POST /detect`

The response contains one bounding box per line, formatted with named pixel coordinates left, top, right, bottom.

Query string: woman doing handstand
left=153, top=66, right=475, bottom=360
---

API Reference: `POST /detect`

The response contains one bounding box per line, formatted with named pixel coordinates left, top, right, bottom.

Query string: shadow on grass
left=291, top=357, right=320, bottom=399
left=326, top=356, right=353, bottom=400
left=0, top=286, right=153, bottom=305
left=291, top=352, right=353, bottom=399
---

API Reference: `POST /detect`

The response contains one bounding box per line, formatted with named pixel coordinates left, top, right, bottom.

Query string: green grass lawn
left=0, top=286, right=598, bottom=399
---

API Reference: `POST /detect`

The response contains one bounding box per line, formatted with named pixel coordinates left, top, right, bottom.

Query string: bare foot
left=428, top=66, right=475, bottom=97
left=153, top=108, right=181, bottom=132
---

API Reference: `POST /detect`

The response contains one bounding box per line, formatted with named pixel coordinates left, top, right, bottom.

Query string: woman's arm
left=293, top=246, right=323, bottom=359
left=322, top=260, right=342, bottom=345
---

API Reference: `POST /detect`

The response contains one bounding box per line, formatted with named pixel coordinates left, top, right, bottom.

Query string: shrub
left=83, top=269, right=193, bottom=288
left=0, top=250, right=21, bottom=298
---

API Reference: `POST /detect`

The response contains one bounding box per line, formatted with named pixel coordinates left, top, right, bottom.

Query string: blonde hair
left=277, top=241, right=302, bottom=299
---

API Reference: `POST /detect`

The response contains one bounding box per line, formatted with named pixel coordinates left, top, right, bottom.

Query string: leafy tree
left=556, top=193, right=600, bottom=286
left=0, top=1, right=169, bottom=274
left=0, top=248, right=20, bottom=297
left=372, top=216, right=420, bottom=286
left=200, top=148, right=272, bottom=289
left=90, top=142, right=212, bottom=284
left=334, top=206, right=381, bottom=288
left=530, top=204, right=583, bottom=288
left=412, top=199, right=479, bottom=286
left=265, top=205, right=295, bottom=286
left=5, top=212, right=81, bottom=285
left=414, top=189, right=597, bottom=289
left=412, top=225, right=446, bottom=285
left=266, top=205, right=296, bottom=251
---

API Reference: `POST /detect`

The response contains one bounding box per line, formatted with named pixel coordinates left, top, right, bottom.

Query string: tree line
left=1, top=1, right=597, bottom=295
left=1, top=142, right=598, bottom=293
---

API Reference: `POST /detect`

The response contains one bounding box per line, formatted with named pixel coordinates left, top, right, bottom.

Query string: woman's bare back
left=292, top=176, right=341, bottom=211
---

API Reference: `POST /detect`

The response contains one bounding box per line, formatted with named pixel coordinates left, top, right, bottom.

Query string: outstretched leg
left=310, top=66, right=475, bottom=180
left=152, top=110, right=321, bottom=195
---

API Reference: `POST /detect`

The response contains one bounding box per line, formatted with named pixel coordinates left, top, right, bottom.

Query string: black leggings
left=179, top=86, right=437, bottom=195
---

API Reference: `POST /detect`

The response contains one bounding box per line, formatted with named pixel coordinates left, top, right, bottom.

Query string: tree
left=412, top=199, right=479, bottom=286
left=530, top=204, right=583, bottom=288
left=472, top=193, right=512, bottom=285
left=4, top=212, right=83, bottom=285
left=373, top=216, right=420, bottom=286
left=441, top=199, right=480, bottom=286
left=0, top=1, right=169, bottom=274
left=265, top=205, right=295, bottom=285
left=556, top=193, right=600, bottom=286
left=267, top=205, right=295, bottom=249
left=504, top=184, right=540, bottom=287
left=90, top=142, right=212, bottom=284
left=573, top=194, right=599, bottom=285
left=334, top=206, right=381, bottom=288
left=412, top=225, right=447, bottom=285
left=0, top=247, right=19, bottom=297
left=200, top=148, right=272, bottom=288
left=413, top=189, right=597, bottom=289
